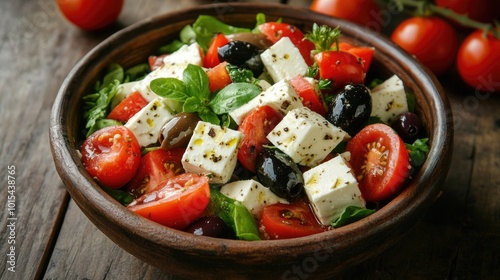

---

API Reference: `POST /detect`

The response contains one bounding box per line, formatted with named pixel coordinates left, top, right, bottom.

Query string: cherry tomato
left=314, top=50, right=365, bottom=89
left=258, top=22, right=315, bottom=65
left=456, top=30, right=500, bottom=92
left=346, top=123, right=410, bottom=202
left=435, top=0, right=497, bottom=25
left=390, top=17, right=458, bottom=76
left=126, top=148, right=185, bottom=198
left=338, top=42, right=375, bottom=73
left=238, top=106, right=283, bottom=173
left=81, top=126, right=141, bottom=189
left=310, top=0, right=382, bottom=27
left=107, top=91, right=149, bottom=123
left=56, top=0, right=124, bottom=31
left=260, top=201, right=327, bottom=239
left=207, top=61, right=232, bottom=93
left=289, top=75, right=327, bottom=116
left=148, top=54, right=167, bottom=71
left=204, top=33, right=230, bottom=68
left=128, top=173, right=210, bottom=230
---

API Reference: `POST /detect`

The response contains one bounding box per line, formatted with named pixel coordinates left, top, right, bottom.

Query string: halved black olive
left=159, top=112, right=201, bottom=149
left=255, top=147, right=304, bottom=202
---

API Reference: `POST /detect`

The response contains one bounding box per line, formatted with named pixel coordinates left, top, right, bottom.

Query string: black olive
left=159, top=112, right=201, bottom=149
left=326, top=84, right=372, bottom=136
left=255, top=147, right=304, bottom=201
left=185, top=216, right=235, bottom=239
left=218, top=40, right=264, bottom=77
left=391, top=112, right=423, bottom=144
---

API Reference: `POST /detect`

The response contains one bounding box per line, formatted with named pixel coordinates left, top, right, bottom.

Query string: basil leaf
left=405, top=138, right=429, bottom=167
left=331, top=206, right=375, bottom=228
left=183, top=96, right=204, bottom=113
left=198, top=107, right=220, bottom=126
left=150, top=77, right=189, bottom=101
left=226, top=64, right=253, bottom=83
left=208, top=188, right=260, bottom=241
left=183, top=64, right=210, bottom=102
left=192, top=15, right=251, bottom=51
left=209, top=83, right=261, bottom=114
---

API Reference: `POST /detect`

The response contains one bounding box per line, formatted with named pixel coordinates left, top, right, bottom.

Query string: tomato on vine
left=434, top=0, right=497, bottom=26
left=310, top=0, right=382, bottom=27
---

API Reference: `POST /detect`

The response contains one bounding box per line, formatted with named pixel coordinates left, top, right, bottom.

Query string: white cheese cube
left=267, top=107, right=348, bottom=166
left=182, top=122, right=243, bottom=184
left=162, top=43, right=203, bottom=66
left=303, top=155, right=365, bottom=225
left=260, top=37, right=309, bottom=83
left=370, top=75, right=408, bottom=123
left=220, top=180, right=288, bottom=217
left=124, top=97, right=175, bottom=147
left=229, top=80, right=303, bottom=125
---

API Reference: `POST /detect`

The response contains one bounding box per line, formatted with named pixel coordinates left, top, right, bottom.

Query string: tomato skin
left=260, top=201, right=327, bottom=239
left=456, top=30, right=500, bottom=92
left=314, top=50, right=365, bottom=88
left=346, top=123, right=410, bottom=202
left=238, top=106, right=283, bottom=173
left=81, top=126, right=141, bottom=189
left=391, top=17, right=458, bottom=76
left=338, top=42, right=375, bottom=73
left=126, top=148, right=185, bottom=198
left=289, top=75, right=327, bottom=116
left=207, top=62, right=232, bottom=93
left=56, top=0, right=124, bottom=30
left=310, top=0, right=381, bottom=27
left=435, top=0, right=497, bottom=25
left=128, top=173, right=210, bottom=230
left=258, top=22, right=315, bottom=65
left=204, top=33, right=230, bottom=68
left=107, top=91, right=149, bottom=123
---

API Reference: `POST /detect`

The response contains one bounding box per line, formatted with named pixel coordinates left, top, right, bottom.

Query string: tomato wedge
left=238, top=106, right=283, bottom=172
left=260, top=201, right=327, bottom=239
left=258, top=22, right=315, bottom=65
left=108, top=91, right=149, bottom=123
left=346, top=123, right=410, bottom=202
left=126, top=148, right=185, bottom=198
left=289, top=75, right=327, bottom=116
left=204, top=33, right=230, bottom=68
left=207, top=61, right=232, bottom=93
left=338, top=42, right=375, bottom=73
left=314, top=50, right=365, bottom=89
left=81, top=126, right=141, bottom=189
left=128, top=173, right=210, bottom=230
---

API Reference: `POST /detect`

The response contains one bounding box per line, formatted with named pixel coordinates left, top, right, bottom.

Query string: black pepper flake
left=324, top=134, right=333, bottom=140
left=208, top=128, right=216, bottom=137
left=284, top=127, right=289, bottom=132
left=281, top=100, right=291, bottom=110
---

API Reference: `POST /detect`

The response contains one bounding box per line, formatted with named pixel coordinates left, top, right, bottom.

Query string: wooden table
left=1, top=0, right=499, bottom=279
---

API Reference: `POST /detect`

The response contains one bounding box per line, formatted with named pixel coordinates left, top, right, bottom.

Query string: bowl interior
left=50, top=3, right=453, bottom=279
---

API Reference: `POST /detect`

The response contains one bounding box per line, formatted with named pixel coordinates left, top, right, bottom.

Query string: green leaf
left=86, top=119, right=122, bottom=136
left=198, top=107, right=220, bottom=126
left=331, top=206, right=375, bottom=228
left=208, top=188, right=260, bottom=241
left=226, top=64, right=254, bottom=83
left=101, top=185, right=134, bottom=206
left=150, top=78, right=189, bottom=101
left=183, top=96, right=204, bottom=113
left=183, top=64, right=210, bottom=102
left=253, top=13, right=267, bottom=32
left=406, top=92, right=416, bottom=113
left=209, top=83, right=261, bottom=114
left=125, top=63, right=150, bottom=82
left=84, top=80, right=121, bottom=136
left=158, top=39, right=185, bottom=54
left=179, top=24, right=196, bottom=44
left=405, top=138, right=429, bottom=167
left=192, top=15, right=251, bottom=51
left=97, top=64, right=124, bottom=91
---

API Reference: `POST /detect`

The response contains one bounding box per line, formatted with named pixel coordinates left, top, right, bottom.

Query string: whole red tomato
left=391, top=16, right=458, bottom=76
left=56, top=0, right=124, bottom=30
left=435, top=0, right=497, bottom=25
left=310, top=0, right=382, bottom=27
left=457, top=30, right=500, bottom=92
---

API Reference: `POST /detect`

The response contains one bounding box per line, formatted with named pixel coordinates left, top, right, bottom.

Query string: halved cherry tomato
left=289, top=75, right=327, bottom=116
left=148, top=54, right=167, bottom=71
left=338, top=42, right=375, bottom=73
left=81, top=126, right=141, bottom=189
left=260, top=201, right=327, bottom=239
left=310, top=0, right=382, bottom=27
left=204, top=33, right=230, bottom=68
left=258, top=22, right=315, bottom=65
left=346, top=123, right=410, bottom=202
left=126, top=148, right=185, bottom=198
left=207, top=61, right=232, bottom=93
left=107, top=91, right=149, bottom=123
left=238, top=106, right=283, bottom=172
left=314, top=50, right=365, bottom=89
left=128, top=173, right=210, bottom=230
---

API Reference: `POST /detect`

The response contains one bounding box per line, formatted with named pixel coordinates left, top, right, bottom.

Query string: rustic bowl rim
left=49, top=2, right=453, bottom=276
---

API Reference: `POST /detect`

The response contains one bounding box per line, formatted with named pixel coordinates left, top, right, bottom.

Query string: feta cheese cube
left=267, top=107, right=347, bottom=166
left=260, top=37, right=309, bottom=83
left=370, top=75, right=408, bottom=123
left=182, top=121, right=243, bottom=184
left=124, top=97, right=175, bottom=147
left=303, top=155, right=365, bottom=225
left=229, top=79, right=303, bottom=125
left=220, top=180, right=288, bottom=217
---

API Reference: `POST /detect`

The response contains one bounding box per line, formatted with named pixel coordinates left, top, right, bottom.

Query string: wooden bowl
left=50, top=3, right=453, bottom=279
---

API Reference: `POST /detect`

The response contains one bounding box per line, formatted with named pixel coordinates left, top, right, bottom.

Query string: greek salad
left=80, top=14, right=429, bottom=240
